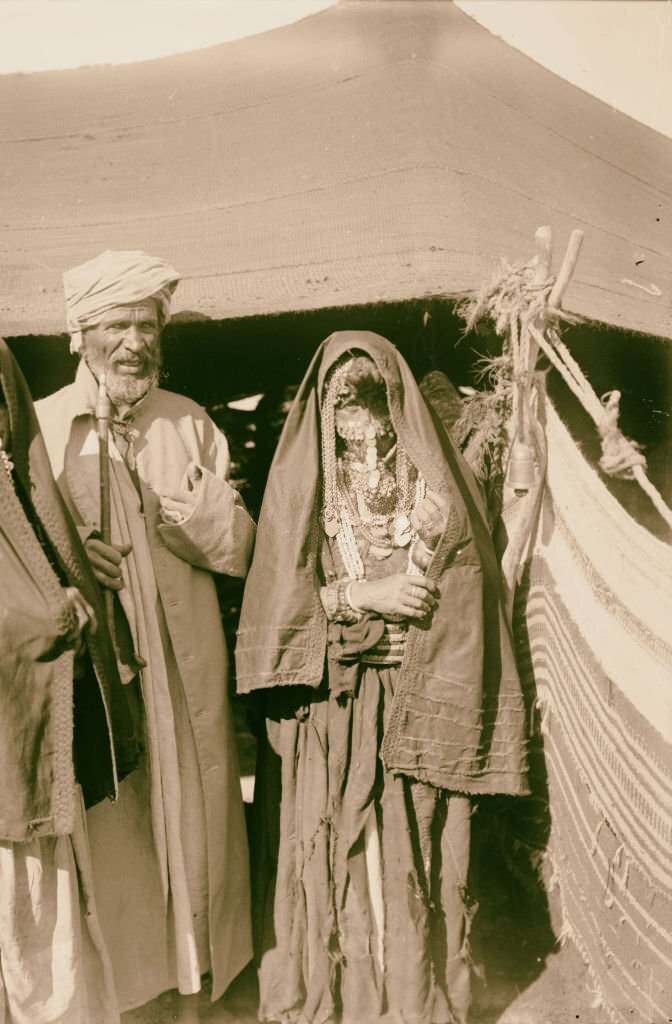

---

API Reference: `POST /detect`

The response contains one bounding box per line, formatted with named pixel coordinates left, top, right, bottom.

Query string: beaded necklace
left=338, top=440, right=417, bottom=551
left=334, top=471, right=426, bottom=578
left=320, top=353, right=424, bottom=573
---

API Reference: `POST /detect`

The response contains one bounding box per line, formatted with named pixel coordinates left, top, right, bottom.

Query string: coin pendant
left=323, top=510, right=340, bottom=537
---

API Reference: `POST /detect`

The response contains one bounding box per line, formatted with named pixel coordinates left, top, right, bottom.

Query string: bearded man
left=36, top=250, right=255, bottom=1023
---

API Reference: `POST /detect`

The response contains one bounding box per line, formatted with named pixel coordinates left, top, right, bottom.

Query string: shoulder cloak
left=0, top=339, right=139, bottom=839
left=236, top=331, right=529, bottom=796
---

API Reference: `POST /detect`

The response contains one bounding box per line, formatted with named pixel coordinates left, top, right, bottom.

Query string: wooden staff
left=96, top=369, right=114, bottom=633
left=502, top=227, right=585, bottom=605
left=507, top=227, right=554, bottom=492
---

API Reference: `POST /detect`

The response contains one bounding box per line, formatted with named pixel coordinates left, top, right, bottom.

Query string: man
left=0, top=337, right=139, bottom=1024
left=36, top=251, right=255, bottom=1022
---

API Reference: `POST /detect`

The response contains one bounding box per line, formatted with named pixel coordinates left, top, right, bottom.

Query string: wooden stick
left=96, top=371, right=114, bottom=633
left=534, top=225, right=553, bottom=283
left=549, top=229, right=584, bottom=309
left=521, top=227, right=553, bottom=445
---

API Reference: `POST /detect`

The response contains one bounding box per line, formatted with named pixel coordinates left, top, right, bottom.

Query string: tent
left=1, top=4, right=670, bottom=1021
left=1, top=0, right=670, bottom=339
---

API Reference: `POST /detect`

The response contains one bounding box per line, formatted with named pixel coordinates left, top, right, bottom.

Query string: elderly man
left=36, top=251, right=255, bottom=1022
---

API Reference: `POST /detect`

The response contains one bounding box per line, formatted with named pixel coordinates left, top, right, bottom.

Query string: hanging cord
left=460, top=227, right=672, bottom=532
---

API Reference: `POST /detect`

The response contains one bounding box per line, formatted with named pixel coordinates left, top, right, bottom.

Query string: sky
left=0, top=0, right=671, bottom=138
left=455, top=1, right=672, bottom=140
left=0, top=1, right=336, bottom=71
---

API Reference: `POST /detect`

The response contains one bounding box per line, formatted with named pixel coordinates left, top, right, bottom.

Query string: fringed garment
left=254, top=540, right=473, bottom=1024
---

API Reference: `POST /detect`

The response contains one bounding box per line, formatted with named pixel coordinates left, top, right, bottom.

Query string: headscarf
left=63, top=249, right=180, bottom=352
left=0, top=338, right=139, bottom=835
left=236, top=332, right=530, bottom=796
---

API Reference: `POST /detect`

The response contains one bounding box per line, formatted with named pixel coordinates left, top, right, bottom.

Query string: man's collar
left=72, top=359, right=100, bottom=417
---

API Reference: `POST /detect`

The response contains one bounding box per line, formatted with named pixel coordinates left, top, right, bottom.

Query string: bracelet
left=336, top=580, right=359, bottom=623
left=321, top=583, right=339, bottom=620
left=323, top=581, right=364, bottom=618
left=321, top=581, right=360, bottom=623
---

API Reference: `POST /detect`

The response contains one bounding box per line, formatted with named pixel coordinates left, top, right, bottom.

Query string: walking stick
left=96, top=369, right=115, bottom=633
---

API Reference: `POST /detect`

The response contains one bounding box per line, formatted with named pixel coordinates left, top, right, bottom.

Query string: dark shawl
left=0, top=338, right=139, bottom=840
left=236, top=332, right=529, bottom=796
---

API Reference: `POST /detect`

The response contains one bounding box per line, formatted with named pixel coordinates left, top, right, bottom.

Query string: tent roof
left=1, top=0, right=671, bottom=338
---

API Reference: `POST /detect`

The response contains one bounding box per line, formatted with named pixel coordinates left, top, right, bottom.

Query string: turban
left=63, top=250, right=180, bottom=353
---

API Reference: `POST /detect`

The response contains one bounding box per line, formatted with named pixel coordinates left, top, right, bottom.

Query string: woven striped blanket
left=514, top=398, right=672, bottom=1023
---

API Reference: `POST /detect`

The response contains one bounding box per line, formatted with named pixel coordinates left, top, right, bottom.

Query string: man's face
left=81, top=300, right=161, bottom=409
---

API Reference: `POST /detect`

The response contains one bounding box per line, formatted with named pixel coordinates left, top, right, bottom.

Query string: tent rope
left=460, top=229, right=672, bottom=532
left=527, top=321, right=672, bottom=529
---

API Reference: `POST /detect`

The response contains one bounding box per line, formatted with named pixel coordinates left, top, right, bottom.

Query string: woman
left=237, top=332, right=530, bottom=1024
left=0, top=338, right=138, bottom=1024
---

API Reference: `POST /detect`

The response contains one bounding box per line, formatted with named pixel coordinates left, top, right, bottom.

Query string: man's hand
left=63, top=586, right=97, bottom=655
left=159, top=463, right=202, bottom=524
left=411, top=490, right=449, bottom=549
left=85, top=537, right=131, bottom=591
left=349, top=574, right=439, bottom=620
left=159, top=491, right=197, bottom=524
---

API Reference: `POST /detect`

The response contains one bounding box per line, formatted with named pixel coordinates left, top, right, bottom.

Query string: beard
left=104, top=366, right=159, bottom=409
left=84, top=351, right=160, bottom=410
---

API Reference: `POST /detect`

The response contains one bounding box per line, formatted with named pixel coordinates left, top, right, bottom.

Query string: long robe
left=36, top=361, right=255, bottom=1010
left=254, top=540, right=473, bottom=1024
left=238, top=331, right=530, bottom=1023
left=0, top=338, right=130, bottom=1024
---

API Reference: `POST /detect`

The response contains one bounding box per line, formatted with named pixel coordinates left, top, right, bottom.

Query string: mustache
left=105, top=368, right=159, bottom=407
left=111, top=351, right=160, bottom=369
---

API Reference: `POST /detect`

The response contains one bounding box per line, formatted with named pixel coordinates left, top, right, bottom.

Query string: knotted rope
left=460, top=243, right=672, bottom=532
left=598, top=391, right=645, bottom=478
left=526, top=320, right=672, bottom=529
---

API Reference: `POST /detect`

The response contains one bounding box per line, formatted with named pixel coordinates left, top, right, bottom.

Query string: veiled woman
left=0, top=338, right=138, bottom=1023
left=237, top=332, right=530, bottom=1024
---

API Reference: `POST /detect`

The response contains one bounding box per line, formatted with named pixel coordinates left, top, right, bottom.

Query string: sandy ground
left=122, top=721, right=611, bottom=1024
left=122, top=939, right=609, bottom=1023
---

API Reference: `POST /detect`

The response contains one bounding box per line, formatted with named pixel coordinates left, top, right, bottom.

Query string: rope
left=460, top=253, right=672, bottom=532
left=528, top=322, right=672, bottom=530
left=598, top=390, right=646, bottom=478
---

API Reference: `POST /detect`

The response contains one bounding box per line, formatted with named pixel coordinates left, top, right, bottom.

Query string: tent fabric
left=1, top=0, right=671, bottom=338
left=516, top=398, right=672, bottom=1023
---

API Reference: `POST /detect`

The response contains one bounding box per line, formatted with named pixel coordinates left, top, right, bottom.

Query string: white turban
left=63, top=249, right=180, bottom=353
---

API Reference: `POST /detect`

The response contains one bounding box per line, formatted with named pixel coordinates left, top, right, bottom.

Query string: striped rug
left=515, top=399, right=672, bottom=1024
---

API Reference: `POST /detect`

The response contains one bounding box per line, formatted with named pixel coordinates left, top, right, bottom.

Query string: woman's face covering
left=335, top=400, right=395, bottom=458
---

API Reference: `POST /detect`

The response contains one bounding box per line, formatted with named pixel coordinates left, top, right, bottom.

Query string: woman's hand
left=411, top=490, right=449, bottom=549
left=350, top=574, right=439, bottom=620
